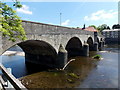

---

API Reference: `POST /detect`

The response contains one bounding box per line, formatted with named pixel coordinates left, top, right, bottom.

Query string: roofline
left=102, top=29, right=120, bottom=32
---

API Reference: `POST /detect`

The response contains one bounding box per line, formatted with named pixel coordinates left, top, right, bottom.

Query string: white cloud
left=84, top=10, right=118, bottom=21
left=16, top=5, right=33, bottom=15
left=61, top=20, right=70, bottom=26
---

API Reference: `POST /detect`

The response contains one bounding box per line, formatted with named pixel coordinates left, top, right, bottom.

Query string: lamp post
left=60, top=13, right=62, bottom=26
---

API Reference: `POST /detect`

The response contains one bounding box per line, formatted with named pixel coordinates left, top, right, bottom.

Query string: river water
left=0, top=45, right=119, bottom=88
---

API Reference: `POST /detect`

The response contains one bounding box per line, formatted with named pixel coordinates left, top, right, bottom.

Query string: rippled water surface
left=0, top=45, right=119, bottom=88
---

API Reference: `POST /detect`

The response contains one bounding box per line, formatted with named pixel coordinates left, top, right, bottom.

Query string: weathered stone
left=82, top=44, right=89, bottom=56
left=0, top=20, right=104, bottom=69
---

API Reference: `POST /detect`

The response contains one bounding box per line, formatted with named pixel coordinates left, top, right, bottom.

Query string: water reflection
left=19, top=52, right=101, bottom=88
left=20, top=45, right=118, bottom=88
left=0, top=55, right=27, bottom=78
left=79, top=46, right=118, bottom=88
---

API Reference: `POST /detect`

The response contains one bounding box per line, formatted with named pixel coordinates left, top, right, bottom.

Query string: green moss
left=67, top=79, right=74, bottom=83
left=92, top=54, right=101, bottom=59
left=68, top=73, right=79, bottom=79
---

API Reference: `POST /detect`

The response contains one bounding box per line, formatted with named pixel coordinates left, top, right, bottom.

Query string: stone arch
left=65, top=37, right=83, bottom=57
left=1, top=44, right=18, bottom=55
left=87, top=37, right=94, bottom=51
left=17, top=40, right=58, bottom=68
left=1, top=39, right=23, bottom=55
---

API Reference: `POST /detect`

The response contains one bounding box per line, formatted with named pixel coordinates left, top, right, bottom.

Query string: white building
left=102, top=29, right=120, bottom=38
left=102, top=29, right=120, bottom=44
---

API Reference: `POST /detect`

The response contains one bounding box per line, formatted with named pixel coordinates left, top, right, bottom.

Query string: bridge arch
left=18, top=40, right=57, bottom=56
left=87, top=37, right=94, bottom=51
left=17, top=40, right=58, bottom=68
left=65, top=37, right=83, bottom=57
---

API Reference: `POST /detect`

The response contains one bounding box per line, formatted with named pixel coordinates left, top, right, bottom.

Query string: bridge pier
left=102, top=41, right=105, bottom=50
left=103, top=41, right=105, bottom=46
left=99, top=41, right=104, bottom=51
left=93, top=42, right=98, bottom=51
left=82, top=44, right=89, bottom=56
left=56, top=44, right=68, bottom=68
left=24, top=52, right=57, bottom=71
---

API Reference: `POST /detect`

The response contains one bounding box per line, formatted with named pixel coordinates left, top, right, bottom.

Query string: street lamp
left=60, top=13, right=62, bottom=26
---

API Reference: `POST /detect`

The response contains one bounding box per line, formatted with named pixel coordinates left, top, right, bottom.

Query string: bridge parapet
left=22, top=20, right=94, bottom=35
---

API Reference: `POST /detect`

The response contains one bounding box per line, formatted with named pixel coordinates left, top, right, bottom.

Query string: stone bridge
left=0, top=20, right=104, bottom=68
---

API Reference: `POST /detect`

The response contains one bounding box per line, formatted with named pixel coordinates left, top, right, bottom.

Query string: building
left=84, top=26, right=98, bottom=32
left=102, top=29, right=120, bottom=44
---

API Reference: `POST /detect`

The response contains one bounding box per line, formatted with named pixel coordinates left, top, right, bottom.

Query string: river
left=0, top=45, right=119, bottom=88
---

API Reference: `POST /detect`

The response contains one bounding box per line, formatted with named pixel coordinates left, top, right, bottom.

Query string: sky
left=5, top=1, right=118, bottom=28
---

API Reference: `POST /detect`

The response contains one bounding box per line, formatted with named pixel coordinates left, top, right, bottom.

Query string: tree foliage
left=97, top=24, right=108, bottom=32
left=112, top=24, right=120, bottom=29
left=0, top=1, right=26, bottom=42
left=106, top=26, right=110, bottom=30
left=89, top=25, right=97, bottom=29
left=89, top=24, right=111, bottom=33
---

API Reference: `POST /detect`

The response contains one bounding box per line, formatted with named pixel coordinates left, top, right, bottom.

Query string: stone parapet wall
left=22, top=20, right=94, bottom=35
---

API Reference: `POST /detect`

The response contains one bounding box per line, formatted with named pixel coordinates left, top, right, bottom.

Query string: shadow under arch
left=17, top=40, right=58, bottom=72
left=100, top=38, right=103, bottom=42
left=87, top=37, right=94, bottom=51
left=65, top=37, right=83, bottom=58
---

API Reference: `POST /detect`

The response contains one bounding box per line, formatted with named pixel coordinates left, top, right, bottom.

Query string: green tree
left=97, top=24, right=108, bottom=32
left=106, top=26, right=110, bottom=29
left=112, top=24, right=120, bottom=29
left=89, top=25, right=97, bottom=29
left=0, top=1, right=26, bottom=42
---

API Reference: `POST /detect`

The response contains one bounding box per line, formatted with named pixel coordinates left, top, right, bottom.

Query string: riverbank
left=2, top=51, right=25, bottom=56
